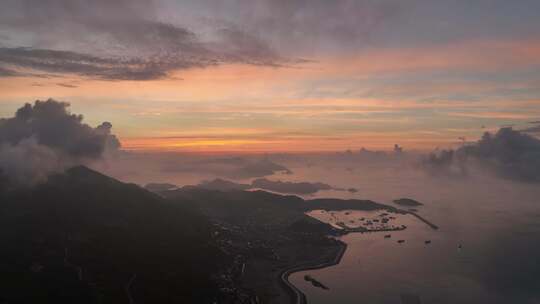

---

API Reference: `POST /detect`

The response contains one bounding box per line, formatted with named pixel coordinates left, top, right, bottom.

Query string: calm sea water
left=281, top=159, right=540, bottom=304
left=112, top=153, right=540, bottom=303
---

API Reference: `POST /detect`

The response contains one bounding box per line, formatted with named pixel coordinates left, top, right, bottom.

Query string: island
left=393, top=198, right=424, bottom=207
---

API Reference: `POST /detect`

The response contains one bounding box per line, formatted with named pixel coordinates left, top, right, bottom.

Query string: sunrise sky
left=1, top=0, right=540, bottom=152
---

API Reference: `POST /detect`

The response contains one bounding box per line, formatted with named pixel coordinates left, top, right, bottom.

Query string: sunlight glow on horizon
left=1, top=2, right=540, bottom=152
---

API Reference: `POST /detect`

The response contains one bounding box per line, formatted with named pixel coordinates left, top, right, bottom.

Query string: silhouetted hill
left=162, top=187, right=397, bottom=214
left=251, top=178, right=334, bottom=194
left=159, top=186, right=401, bottom=302
left=0, top=166, right=404, bottom=304
left=159, top=187, right=400, bottom=240
left=0, top=166, right=224, bottom=304
left=184, top=177, right=347, bottom=195
left=144, top=182, right=178, bottom=192
left=198, top=178, right=251, bottom=191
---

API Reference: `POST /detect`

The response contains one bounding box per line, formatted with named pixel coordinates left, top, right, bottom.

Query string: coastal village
left=161, top=187, right=438, bottom=304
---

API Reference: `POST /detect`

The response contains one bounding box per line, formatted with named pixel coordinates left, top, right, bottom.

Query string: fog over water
left=2, top=1, right=540, bottom=302
left=283, top=156, right=540, bottom=304
left=97, top=150, right=540, bottom=303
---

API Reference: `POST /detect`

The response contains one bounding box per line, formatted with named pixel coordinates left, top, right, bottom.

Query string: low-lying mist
left=1, top=99, right=540, bottom=205
left=2, top=99, right=540, bottom=301
left=0, top=99, right=119, bottom=185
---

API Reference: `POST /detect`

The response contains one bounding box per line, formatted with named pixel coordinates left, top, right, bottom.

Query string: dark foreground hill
left=0, top=166, right=404, bottom=304
left=0, top=166, right=224, bottom=304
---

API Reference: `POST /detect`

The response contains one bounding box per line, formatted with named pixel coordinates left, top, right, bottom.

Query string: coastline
left=278, top=210, right=438, bottom=304
left=279, top=240, right=348, bottom=304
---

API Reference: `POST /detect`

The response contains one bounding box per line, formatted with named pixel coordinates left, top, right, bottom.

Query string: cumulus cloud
left=421, top=149, right=468, bottom=177
left=422, top=128, right=540, bottom=182
left=0, top=99, right=120, bottom=185
left=0, top=137, right=61, bottom=185
left=95, top=122, right=122, bottom=154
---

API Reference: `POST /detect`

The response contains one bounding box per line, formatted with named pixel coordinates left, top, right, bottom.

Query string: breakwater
left=280, top=241, right=347, bottom=304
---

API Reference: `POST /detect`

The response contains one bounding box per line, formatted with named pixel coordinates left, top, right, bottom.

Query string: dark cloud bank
left=422, top=128, right=540, bottom=182
left=0, top=0, right=293, bottom=80
left=0, top=99, right=119, bottom=185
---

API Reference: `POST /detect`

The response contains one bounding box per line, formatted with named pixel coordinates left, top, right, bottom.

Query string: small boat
left=384, top=234, right=391, bottom=239
left=397, top=240, right=405, bottom=244
left=425, top=240, right=431, bottom=244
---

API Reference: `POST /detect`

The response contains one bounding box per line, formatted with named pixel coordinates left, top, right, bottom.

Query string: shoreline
left=278, top=209, right=438, bottom=304
left=279, top=240, right=348, bottom=304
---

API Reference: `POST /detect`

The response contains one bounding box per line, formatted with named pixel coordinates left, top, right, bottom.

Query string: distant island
left=144, top=182, right=178, bottom=192
left=183, top=177, right=359, bottom=195
left=157, top=181, right=406, bottom=303
left=393, top=198, right=423, bottom=207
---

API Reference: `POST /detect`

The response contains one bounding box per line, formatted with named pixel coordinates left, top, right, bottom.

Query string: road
left=279, top=242, right=347, bottom=304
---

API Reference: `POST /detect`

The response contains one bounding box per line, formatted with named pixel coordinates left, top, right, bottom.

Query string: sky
left=1, top=0, right=540, bottom=152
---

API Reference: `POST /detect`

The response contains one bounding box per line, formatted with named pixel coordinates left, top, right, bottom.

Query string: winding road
left=125, top=273, right=137, bottom=304
left=281, top=209, right=438, bottom=304
left=279, top=242, right=347, bottom=304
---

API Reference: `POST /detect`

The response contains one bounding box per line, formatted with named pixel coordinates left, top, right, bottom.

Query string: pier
left=405, top=211, right=439, bottom=230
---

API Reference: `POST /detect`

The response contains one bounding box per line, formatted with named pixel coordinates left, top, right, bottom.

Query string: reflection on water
left=108, top=153, right=540, bottom=303
left=281, top=160, right=540, bottom=304
left=291, top=209, right=484, bottom=303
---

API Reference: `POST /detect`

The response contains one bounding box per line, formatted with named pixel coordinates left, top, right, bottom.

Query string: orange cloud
left=329, top=39, right=540, bottom=74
